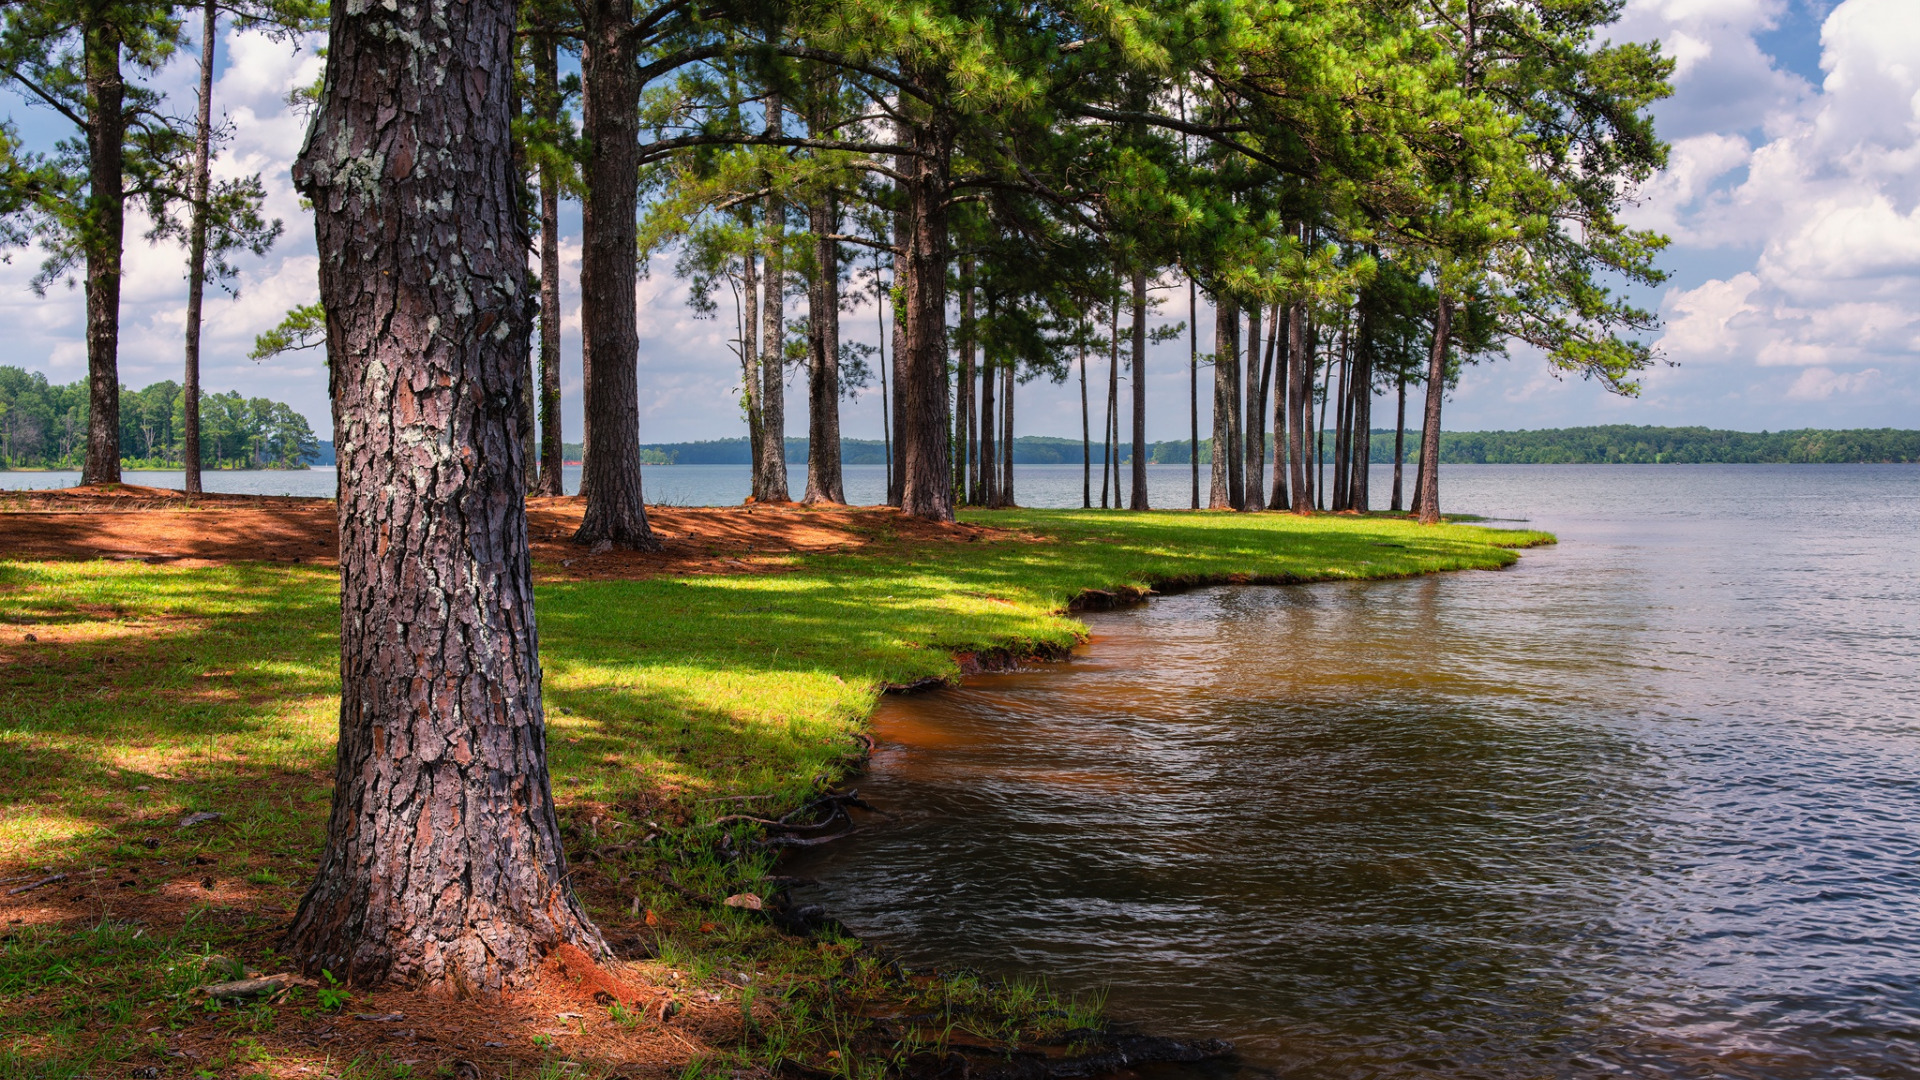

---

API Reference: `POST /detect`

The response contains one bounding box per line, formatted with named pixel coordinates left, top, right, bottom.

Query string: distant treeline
left=0, top=366, right=319, bottom=470
left=593, top=428, right=1920, bottom=468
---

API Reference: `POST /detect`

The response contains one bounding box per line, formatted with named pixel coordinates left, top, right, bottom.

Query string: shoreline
left=0, top=492, right=1550, bottom=1078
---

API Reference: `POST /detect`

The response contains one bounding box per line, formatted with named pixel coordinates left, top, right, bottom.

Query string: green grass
left=0, top=507, right=1548, bottom=1077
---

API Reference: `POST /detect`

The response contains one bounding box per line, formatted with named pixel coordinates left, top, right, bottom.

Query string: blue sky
left=0, top=0, right=1913, bottom=444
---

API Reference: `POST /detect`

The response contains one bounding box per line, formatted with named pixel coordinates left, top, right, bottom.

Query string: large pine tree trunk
left=1332, top=321, right=1351, bottom=511
left=802, top=190, right=843, bottom=504
left=897, top=115, right=953, bottom=521
left=283, top=0, right=604, bottom=991
left=1128, top=269, right=1148, bottom=510
left=533, top=34, right=565, bottom=497
left=758, top=95, right=790, bottom=502
left=573, top=0, right=657, bottom=548
left=1390, top=374, right=1406, bottom=511
left=1416, top=300, right=1451, bottom=525
left=1349, top=338, right=1372, bottom=512
left=1209, top=300, right=1235, bottom=508
left=181, top=0, right=216, bottom=497
left=82, top=20, right=126, bottom=485
left=886, top=137, right=910, bottom=508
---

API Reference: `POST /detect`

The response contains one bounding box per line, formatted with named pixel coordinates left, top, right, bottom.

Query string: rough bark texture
left=533, top=34, right=565, bottom=497
left=181, top=0, right=216, bottom=497
left=82, top=20, right=126, bottom=485
left=999, top=357, right=1013, bottom=506
left=978, top=334, right=996, bottom=508
left=1332, top=322, right=1351, bottom=511
left=1287, top=302, right=1310, bottom=512
left=1269, top=302, right=1290, bottom=510
left=757, top=96, right=790, bottom=502
left=1128, top=269, right=1147, bottom=510
left=1391, top=375, right=1406, bottom=511
left=1349, top=329, right=1372, bottom=511
left=958, top=262, right=975, bottom=504
left=897, top=111, right=953, bottom=521
left=282, top=0, right=605, bottom=992
left=1102, top=303, right=1117, bottom=509
left=1417, top=299, right=1450, bottom=525
left=1240, top=301, right=1266, bottom=512
left=573, top=0, right=657, bottom=547
left=802, top=190, right=843, bottom=504
left=1189, top=279, right=1199, bottom=509
left=741, top=235, right=763, bottom=498
left=1079, top=337, right=1091, bottom=508
left=1208, top=300, right=1234, bottom=509
left=886, top=137, right=909, bottom=508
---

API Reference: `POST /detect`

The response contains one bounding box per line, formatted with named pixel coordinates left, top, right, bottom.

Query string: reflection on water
left=788, top=465, right=1920, bottom=1079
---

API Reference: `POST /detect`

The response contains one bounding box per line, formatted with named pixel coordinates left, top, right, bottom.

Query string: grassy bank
left=0, top=508, right=1548, bottom=1079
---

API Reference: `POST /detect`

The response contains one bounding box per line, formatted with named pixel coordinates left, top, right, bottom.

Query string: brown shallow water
left=787, top=465, right=1920, bottom=1079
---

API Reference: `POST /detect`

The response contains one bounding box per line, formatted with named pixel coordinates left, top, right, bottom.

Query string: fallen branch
left=7, top=873, right=67, bottom=895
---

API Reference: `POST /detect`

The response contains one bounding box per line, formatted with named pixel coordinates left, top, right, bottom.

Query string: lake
left=784, top=465, right=1920, bottom=1079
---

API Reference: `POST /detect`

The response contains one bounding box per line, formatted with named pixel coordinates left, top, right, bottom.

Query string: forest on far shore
left=494, top=427, right=1919, bottom=468
left=0, top=366, right=319, bottom=471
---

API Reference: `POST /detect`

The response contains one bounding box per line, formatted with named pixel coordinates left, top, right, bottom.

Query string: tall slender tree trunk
left=757, top=94, right=790, bottom=502
left=1287, top=301, right=1310, bottom=512
left=181, top=0, right=216, bottom=497
left=870, top=249, right=887, bottom=502
left=1129, top=268, right=1148, bottom=510
left=1416, top=300, right=1451, bottom=525
left=82, top=21, right=127, bottom=485
left=1332, top=318, right=1351, bottom=511
left=887, top=139, right=909, bottom=509
left=1269, top=303, right=1289, bottom=509
left=979, top=307, right=996, bottom=508
left=1390, top=373, right=1406, bottom=512
left=1103, top=302, right=1118, bottom=509
left=1316, top=337, right=1331, bottom=511
left=1079, top=329, right=1090, bottom=509
left=1349, top=329, right=1372, bottom=511
left=1189, top=277, right=1199, bottom=509
left=533, top=34, right=565, bottom=496
left=958, top=261, right=975, bottom=504
left=282, top=0, right=603, bottom=990
left=1209, top=300, right=1235, bottom=508
left=802, top=189, right=843, bottom=504
left=999, top=359, right=1014, bottom=506
left=573, top=0, right=656, bottom=547
left=1240, top=300, right=1265, bottom=512
left=741, top=239, right=763, bottom=497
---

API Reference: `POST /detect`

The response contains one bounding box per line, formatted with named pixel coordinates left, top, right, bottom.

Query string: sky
left=0, top=0, right=1914, bottom=445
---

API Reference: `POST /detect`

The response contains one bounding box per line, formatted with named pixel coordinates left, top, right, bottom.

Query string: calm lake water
left=785, top=465, right=1920, bottom=1079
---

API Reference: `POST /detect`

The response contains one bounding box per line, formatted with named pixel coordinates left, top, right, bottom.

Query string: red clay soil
left=0, top=485, right=1008, bottom=577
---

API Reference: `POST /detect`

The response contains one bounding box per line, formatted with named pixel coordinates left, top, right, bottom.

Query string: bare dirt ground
left=0, top=485, right=1007, bottom=577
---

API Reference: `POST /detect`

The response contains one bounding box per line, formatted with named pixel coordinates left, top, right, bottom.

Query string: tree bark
left=999, top=355, right=1013, bottom=506
left=897, top=112, right=953, bottom=521
left=1102, top=301, right=1117, bottom=508
left=1240, top=300, right=1267, bottom=512
left=1128, top=268, right=1147, bottom=510
left=1391, top=373, right=1406, bottom=512
left=181, top=0, right=216, bottom=497
left=573, top=0, right=657, bottom=547
left=533, top=33, right=565, bottom=497
left=1349, top=325, right=1372, bottom=511
left=757, top=94, right=790, bottom=503
left=802, top=187, right=843, bottom=504
left=979, top=296, right=996, bottom=508
left=741, top=232, right=763, bottom=498
left=1209, top=299, right=1235, bottom=509
left=1268, top=302, right=1289, bottom=510
left=82, top=19, right=127, bottom=485
left=1079, top=328, right=1090, bottom=509
left=1189, top=277, right=1199, bottom=509
left=1332, top=318, right=1351, bottom=511
left=1287, top=301, right=1310, bottom=512
left=958, top=260, right=975, bottom=504
left=282, top=0, right=604, bottom=992
left=1316, top=333, right=1331, bottom=510
left=1417, top=299, right=1450, bottom=525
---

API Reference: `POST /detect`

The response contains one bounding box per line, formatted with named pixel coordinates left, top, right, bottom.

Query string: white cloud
left=1785, top=365, right=1882, bottom=399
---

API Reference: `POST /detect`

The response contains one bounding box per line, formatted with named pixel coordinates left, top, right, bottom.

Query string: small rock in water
left=177, top=811, right=222, bottom=829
